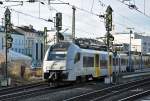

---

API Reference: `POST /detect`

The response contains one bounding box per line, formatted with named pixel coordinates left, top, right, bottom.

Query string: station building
left=113, top=32, right=150, bottom=54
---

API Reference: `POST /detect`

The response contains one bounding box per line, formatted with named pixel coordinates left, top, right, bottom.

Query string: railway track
left=64, top=77, right=150, bottom=101
left=118, top=89, right=150, bottom=101
left=1, top=77, right=150, bottom=101
left=0, top=81, right=49, bottom=101
left=0, top=81, right=47, bottom=95
left=0, top=80, right=98, bottom=101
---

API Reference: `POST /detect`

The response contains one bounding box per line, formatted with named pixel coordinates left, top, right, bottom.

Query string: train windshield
left=47, top=53, right=66, bottom=60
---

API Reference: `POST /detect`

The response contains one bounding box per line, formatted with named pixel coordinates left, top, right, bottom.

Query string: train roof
left=80, top=48, right=109, bottom=54
left=75, top=38, right=107, bottom=51
left=50, top=42, right=71, bottom=51
left=50, top=38, right=107, bottom=52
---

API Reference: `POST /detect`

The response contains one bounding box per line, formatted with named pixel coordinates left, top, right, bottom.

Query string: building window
left=15, top=48, right=17, bottom=52
left=31, top=40, right=34, bottom=45
left=25, top=49, right=27, bottom=54
left=36, top=43, right=38, bottom=60
left=15, top=39, right=17, bottom=45
left=22, top=49, right=24, bottom=53
left=19, top=49, right=21, bottom=53
left=143, top=42, right=147, bottom=45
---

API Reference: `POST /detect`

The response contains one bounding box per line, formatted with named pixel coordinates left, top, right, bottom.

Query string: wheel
left=49, top=82, right=59, bottom=87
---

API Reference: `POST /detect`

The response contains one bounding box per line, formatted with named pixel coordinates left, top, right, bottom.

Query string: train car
left=113, top=53, right=128, bottom=72
left=43, top=39, right=114, bottom=82
left=43, top=39, right=150, bottom=83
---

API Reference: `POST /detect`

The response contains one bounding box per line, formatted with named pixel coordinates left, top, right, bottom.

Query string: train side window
left=100, top=59, right=107, bottom=67
left=83, top=56, right=94, bottom=67
left=74, top=52, right=80, bottom=63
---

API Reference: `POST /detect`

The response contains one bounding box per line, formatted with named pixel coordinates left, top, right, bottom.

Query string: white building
left=113, top=32, right=150, bottom=54
left=0, top=26, right=5, bottom=51
left=15, top=25, right=45, bottom=67
left=0, top=26, right=25, bottom=54
left=15, top=25, right=37, bottom=57
left=11, top=30, right=25, bottom=54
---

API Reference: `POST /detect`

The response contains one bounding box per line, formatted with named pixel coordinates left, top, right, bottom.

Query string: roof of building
left=37, top=31, right=44, bottom=36
left=0, top=26, right=24, bottom=35
left=16, top=25, right=44, bottom=36
left=12, top=29, right=24, bottom=35
left=17, top=25, right=36, bottom=33
left=1, top=25, right=44, bottom=36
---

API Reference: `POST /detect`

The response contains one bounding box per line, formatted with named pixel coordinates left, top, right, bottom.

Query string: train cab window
left=47, top=52, right=66, bottom=60
left=74, top=52, right=80, bottom=63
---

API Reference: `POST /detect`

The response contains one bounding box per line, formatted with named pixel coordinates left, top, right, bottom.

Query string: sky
left=0, top=0, right=150, bottom=38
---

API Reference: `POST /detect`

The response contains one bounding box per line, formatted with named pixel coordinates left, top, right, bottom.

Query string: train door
left=108, top=54, right=113, bottom=76
left=94, top=54, right=100, bottom=77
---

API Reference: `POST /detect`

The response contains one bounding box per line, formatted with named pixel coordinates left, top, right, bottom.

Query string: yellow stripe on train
left=94, top=54, right=101, bottom=77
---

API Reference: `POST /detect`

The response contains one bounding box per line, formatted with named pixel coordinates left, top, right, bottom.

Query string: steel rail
left=0, top=86, right=51, bottom=101
left=92, top=79, right=150, bottom=101
left=64, top=77, right=150, bottom=101
left=118, top=89, right=150, bottom=101
left=0, top=81, right=96, bottom=101
left=0, top=81, right=47, bottom=96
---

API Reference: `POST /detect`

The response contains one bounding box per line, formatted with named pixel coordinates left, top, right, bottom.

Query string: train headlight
left=60, top=66, right=64, bottom=69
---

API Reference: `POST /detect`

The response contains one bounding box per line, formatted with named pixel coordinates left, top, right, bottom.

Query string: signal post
left=100, top=6, right=114, bottom=84
left=2, top=8, right=13, bottom=86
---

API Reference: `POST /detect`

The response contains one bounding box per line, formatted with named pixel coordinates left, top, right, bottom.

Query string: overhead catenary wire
left=47, top=4, right=104, bottom=29
left=1, top=0, right=105, bottom=35
left=45, top=2, right=105, bottom=36
left=0, top=6, right=54, bottom=23
left=98, top=0, right=150, bottom=32
left=56, top=0, right=100, bottom=16
left=3, top=6, right=101, bottom=37
left=90, top=0, right=95, bottom=12
left=45, top=4, right=104, bottom=36
left=1, top=0, right=149, bottom=35
left=116, top=0, right=150, bottom=20
left=56, top=0, right=147, bottom=33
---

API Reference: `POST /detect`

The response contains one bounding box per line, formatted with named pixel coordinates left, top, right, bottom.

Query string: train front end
left=43, top=42, right=70, bottom=82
